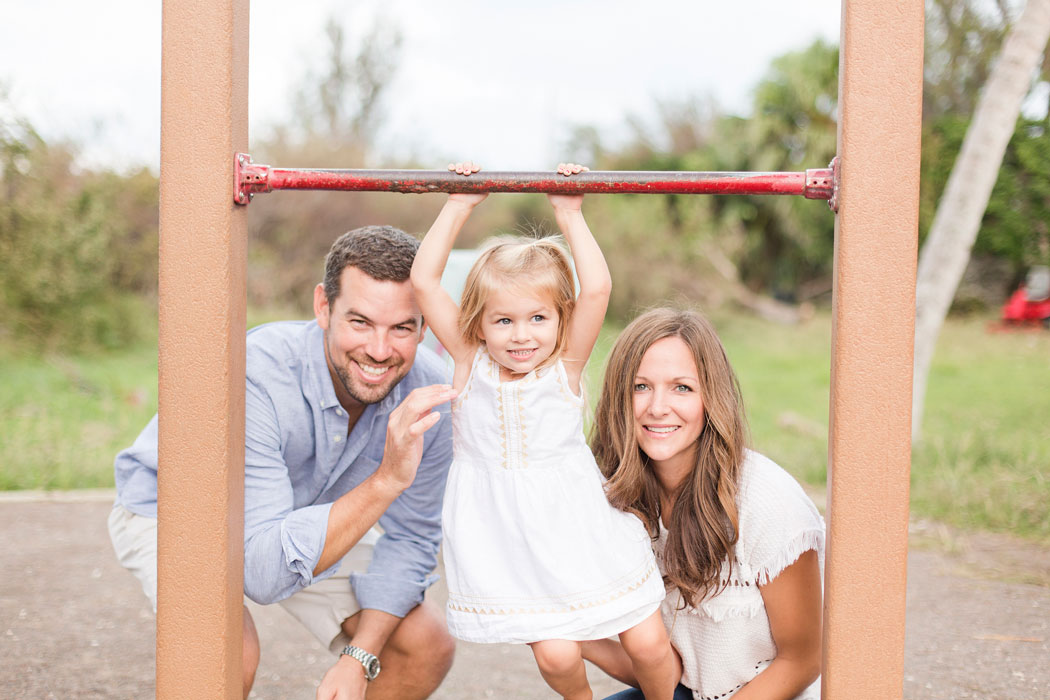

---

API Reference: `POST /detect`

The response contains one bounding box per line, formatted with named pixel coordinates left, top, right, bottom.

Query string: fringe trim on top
left=753, top=527, right=825, bottom=586
left=689, top=528, right=824, bottom=623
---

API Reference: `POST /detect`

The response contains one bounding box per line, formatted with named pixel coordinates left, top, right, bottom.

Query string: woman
left=585, top=308, right=825, bottom=700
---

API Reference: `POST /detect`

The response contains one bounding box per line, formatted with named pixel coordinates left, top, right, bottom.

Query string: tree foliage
left=0, top=105, right=157, bottom=351
left=245, top=16, right=454, bottom=313
left=922, top=114, right=1050, bottom=286
left=8, top=6, right=1050, bottom=355
left=560, top=40, right=839, bottom=319
left=913, top=0, right=1050, bottom=440
left=723, top=40, right=839, bottom=300
left=924, top=0, right=1015, bottom=118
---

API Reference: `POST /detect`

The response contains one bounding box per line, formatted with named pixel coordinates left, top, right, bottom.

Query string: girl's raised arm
left=547, top=163, right=612, bottom=388
left=410, top=163, right=487, bottom=367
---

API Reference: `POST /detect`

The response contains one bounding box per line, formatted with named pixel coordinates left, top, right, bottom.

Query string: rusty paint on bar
left=266, top=168, right=810, bottom=195
left=234, top=153, right=837, bottom=205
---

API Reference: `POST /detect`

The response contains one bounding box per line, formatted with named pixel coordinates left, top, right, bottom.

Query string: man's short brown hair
left=323, top=225, right=420, bottom=304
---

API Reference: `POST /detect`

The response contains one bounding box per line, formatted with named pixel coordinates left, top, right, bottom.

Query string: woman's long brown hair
left=591, top=308, right=747, bottom=608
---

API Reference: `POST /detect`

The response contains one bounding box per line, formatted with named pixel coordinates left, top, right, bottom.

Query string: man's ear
left=314, top=283, right=330, bottom=330
left=418, top=318, right=428, bottom=343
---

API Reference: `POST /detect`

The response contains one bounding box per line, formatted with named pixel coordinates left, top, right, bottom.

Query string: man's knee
left=392, top=603, right=455, bottom=666
left=108, top=504, right=159, bottom=610
left=243, top=607, right=260, bottom=698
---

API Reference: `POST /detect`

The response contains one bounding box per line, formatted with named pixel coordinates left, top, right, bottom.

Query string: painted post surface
left=823, top=1, right=924, bottom=698
left=157, top=1, right=249, bottom=698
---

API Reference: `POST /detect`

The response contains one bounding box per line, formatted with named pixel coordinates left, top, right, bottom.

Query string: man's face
left=315, top=267, right=424, bottom=411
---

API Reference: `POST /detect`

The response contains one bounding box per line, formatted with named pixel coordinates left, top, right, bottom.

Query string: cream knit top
left=656, top=450, right=825, bottom=700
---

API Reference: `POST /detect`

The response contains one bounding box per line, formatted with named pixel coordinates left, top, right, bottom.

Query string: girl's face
left=632, top=336, right=706, bottom=475
left=479, top=286, right=560, bottom=380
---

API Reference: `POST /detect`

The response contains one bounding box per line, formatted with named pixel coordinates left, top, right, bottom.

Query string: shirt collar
left=306, top=321, right=341, bottom=411
left=381, top=364, right=406, bottom=413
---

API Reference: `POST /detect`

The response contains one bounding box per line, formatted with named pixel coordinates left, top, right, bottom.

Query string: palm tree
left=913, top=0, right=1050, bottom=439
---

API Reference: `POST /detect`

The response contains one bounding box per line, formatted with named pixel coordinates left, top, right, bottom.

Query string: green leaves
left=921, top=114, right=1050, bottom=286
left=0, top=105, right=157, bottom=352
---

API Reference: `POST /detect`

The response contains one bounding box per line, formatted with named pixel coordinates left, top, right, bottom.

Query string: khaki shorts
left=108, top=503, right=379, bottom=652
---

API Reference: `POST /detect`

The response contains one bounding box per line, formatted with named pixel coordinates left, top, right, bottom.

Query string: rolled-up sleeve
left=351, top=405, right=454, bottom=616
left=242, top=378, right=337, bottom=604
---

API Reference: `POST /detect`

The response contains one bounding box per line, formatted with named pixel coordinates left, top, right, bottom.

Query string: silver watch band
left=341, top=644, right=381, bottom=681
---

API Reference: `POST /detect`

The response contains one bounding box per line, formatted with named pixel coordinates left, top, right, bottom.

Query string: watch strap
left=341, top=644, right=381, bottom=681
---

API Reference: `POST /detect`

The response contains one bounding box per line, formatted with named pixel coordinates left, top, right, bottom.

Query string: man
left=108, top=226, right=457, bottom=699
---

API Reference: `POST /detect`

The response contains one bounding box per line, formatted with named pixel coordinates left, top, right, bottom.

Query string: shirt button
left=333, top=435, right=342, bottom=443
left=336, top=408, right=344, bottom=416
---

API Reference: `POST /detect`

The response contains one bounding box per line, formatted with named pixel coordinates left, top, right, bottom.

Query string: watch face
left=343, top=645, right=381, bottom=680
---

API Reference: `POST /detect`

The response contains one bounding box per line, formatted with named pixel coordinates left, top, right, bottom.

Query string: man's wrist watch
left=341, top=645, right=381, bottom=681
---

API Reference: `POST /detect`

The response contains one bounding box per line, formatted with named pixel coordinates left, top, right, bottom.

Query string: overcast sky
left=0, top=1, right=841, bottom=172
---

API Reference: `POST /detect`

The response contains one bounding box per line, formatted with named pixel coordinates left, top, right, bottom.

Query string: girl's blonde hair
left=591, top=307, right=748, bottom=608
left=459, top=236, right=576, bottom=370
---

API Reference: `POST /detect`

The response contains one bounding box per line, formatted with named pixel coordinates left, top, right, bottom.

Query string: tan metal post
left=157, top=1, right=249, bottom=698
left=822, top=1, right=924, bottom=698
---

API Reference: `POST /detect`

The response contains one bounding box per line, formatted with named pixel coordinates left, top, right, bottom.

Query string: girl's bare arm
left=548, top=164, right=611, bottom=389
left=410, top=163, right=486, bottom=369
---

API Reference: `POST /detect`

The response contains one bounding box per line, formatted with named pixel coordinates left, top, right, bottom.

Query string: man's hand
left=316, top=654, right=367, bottom=700
left=376, top=384, right=457, bottom=492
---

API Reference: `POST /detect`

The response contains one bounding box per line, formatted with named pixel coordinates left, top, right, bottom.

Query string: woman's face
left=632, top=336, right=706, bottom=474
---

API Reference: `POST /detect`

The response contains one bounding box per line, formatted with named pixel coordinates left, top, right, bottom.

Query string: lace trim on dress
left=451, top=346, right=484, bottom=410
left=448, top=560, right=658, bottom=616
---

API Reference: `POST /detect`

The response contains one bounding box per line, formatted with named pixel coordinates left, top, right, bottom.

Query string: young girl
left=411, top=162, right=678, bottom=700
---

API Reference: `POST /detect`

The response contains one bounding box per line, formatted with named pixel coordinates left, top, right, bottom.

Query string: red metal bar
left=235, top=153, right=838, bottom=207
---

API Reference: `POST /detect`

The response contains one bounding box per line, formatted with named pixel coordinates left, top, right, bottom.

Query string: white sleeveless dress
left=442, top=347, right=665, bottom=644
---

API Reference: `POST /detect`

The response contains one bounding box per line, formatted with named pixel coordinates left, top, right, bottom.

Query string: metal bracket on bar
left=235, top=152, right=840, bottom=209
left=807, top=156, right=840, bottom=213
left=234, top=153, right=271, bottom=204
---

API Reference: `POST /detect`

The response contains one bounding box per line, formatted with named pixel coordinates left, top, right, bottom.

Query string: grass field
left=3, top=310, right=1047, bottom=541
left=0, top=338, right=159, bottom=490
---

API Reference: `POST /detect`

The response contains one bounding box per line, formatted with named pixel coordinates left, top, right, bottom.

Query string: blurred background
left=0, top=0, right=1047, bottom=544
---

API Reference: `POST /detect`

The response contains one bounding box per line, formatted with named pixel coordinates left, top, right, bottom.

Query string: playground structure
left=156, top=2, right=923, bottom=698
left=232, top=154, right=839, bottom=205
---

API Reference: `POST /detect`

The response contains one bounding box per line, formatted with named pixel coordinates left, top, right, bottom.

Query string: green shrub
left=0, top=112, right=158, bottom=352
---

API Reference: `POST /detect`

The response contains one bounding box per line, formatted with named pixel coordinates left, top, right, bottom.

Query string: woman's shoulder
left=737, top=450, right=815, bottom=511
left=735, top=450, right=825, bottom=582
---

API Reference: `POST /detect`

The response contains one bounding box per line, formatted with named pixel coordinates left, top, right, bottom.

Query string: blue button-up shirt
left=114, top=320, right=454, bottom=615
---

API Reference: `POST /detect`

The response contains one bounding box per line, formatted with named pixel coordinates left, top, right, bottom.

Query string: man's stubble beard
left=329, top=343, right=407, bottom=407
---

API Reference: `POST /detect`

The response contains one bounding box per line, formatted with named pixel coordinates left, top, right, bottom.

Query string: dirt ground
left=2, top=491, right=1048, bottom=700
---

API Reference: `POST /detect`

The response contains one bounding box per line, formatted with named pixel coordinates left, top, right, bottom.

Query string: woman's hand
left=447, top=161, right=487, bottom=207
left=547, top=162, right=589, bottom=211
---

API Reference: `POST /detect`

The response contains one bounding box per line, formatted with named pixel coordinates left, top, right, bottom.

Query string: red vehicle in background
left=1000, top=265, right=1050, bottom=329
